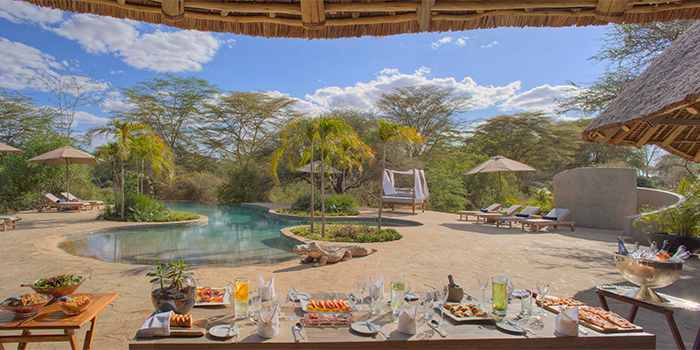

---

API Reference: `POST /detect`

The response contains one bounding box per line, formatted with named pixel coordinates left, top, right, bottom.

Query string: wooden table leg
left=665, top=312, right=686, bottom=350
left=17, top=330, right=30, bottom=350
left=83, top=315, right=98, bottom=350
left=597, top=294, right=610, bottom=311
left=65, top=329, right=79, bottom=350
left=628, top=305, right=639, bottom=322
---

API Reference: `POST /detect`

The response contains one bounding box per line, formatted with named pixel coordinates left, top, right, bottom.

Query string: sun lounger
left=494, top=206, right=541, bottom=228
left=521, top=208, right=575, bottom=232
left=61, top=192, right=105, bottom=210
left=382, top=188, right=425, bottom=214
left=457, top=203, right=501, bottom=221
left=475, top=204, right=522, bottom=223
left=37, top=193, right=90, bottom=212
left=0, top=215, right=21, bottom=231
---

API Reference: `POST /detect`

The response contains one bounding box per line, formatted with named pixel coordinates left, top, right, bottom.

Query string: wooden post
left=594, top=0, right=628, bottom=23
left=417, top=0, right=435, bottom=31
left=161, top=0, right=184, bottom=20
left=301, top=0, right=325, bottom=28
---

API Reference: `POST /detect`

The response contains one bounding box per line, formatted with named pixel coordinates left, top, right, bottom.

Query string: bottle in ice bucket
left=491, top=274, right=508, bottom=320
left=229, top=277, right=250, bottom=318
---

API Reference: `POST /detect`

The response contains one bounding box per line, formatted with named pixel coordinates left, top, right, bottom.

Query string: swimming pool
left=59, top=202, right=302, bottom=266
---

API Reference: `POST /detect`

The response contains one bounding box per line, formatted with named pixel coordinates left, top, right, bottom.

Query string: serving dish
left=440, top=303, right=494, bottom=323
left=195, top=287, right=230, bottom=306
left=58, top=293, right=93, bottom=316
left=301, top=299, right=355, bottom=313
left=1, top=293, right=53, bottom=318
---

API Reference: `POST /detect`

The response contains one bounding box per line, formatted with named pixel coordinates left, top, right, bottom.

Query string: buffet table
left=130, top=292, right=655, bottom=350
left=0, top=293, right=118, bottom=350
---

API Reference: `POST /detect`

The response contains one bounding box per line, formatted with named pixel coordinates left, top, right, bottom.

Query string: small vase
left=151, top=276, right=197, bottom=314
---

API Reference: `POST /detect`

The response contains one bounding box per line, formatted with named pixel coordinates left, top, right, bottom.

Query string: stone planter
left=151, top=276, right=197, bottom=314
left=646, top=232, right=700, bottom=255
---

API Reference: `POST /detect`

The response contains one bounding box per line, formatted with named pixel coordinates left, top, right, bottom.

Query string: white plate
left=301, top=299, right=355, bottom=313
left=289, top=292, right=311, bottom=302
left=441, top=304, right=494, bottom=323
left=195, top=287, right=231, bottom=306
left=512, top=290, right=530, bottom=298
left=208, top=325, right=239, bottom=338
left=404, top=292, right=420, bottom=301
left=495, top=320, right=526, bottom=335
left=350, top=321, right=379, bottom=335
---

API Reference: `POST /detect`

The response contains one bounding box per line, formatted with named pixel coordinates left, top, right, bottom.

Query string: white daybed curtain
left=382, top=169, right=429, bottom=200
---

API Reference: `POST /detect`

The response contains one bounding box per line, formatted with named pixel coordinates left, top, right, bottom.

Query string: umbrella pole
left=498, top=172, right=502, bottom=204
left=66, top=162, right=70, bottom=195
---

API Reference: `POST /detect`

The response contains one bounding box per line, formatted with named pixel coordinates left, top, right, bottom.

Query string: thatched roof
left=583, top=21, right=700, bottom=162
left=18, top=0, right=700, bottom=39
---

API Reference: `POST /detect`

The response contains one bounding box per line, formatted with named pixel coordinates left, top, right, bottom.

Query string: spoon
left=429, top=319, right=447, bottom=337
left=18, top=296, right=72, bottom=326
left=295, top=322, right=305, bottom=340
left=291, top=325, right=299, bottom=342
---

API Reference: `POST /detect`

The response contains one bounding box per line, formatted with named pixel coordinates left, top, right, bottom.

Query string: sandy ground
left=0, top=205, right=698, bottom=349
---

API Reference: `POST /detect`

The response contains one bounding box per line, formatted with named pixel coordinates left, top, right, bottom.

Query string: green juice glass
left=491, top=275, right=508, bottom=320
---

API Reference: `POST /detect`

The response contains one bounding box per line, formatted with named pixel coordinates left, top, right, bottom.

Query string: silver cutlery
left=295, top=322, right=306, bottom=340
left=378, top=327, right=390, bottom=339
left=507, top=320, right=535, bottom=335
left=429, top=319, right=447, bottom=337
left=18, top=296, right=72, bottom=326
left=292, top=325, right=299, bottom=342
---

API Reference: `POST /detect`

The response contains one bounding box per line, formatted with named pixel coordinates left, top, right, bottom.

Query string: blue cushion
left=58, top=199, right=66, bottom=203
left=515, top=213, right=530, bottom=218
left=542, top=215, right=558, bottom=221
left=479, top=209, right=488, bottom=213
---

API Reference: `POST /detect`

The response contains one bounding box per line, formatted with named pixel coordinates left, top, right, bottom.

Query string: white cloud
left=72, top=110, right=109, bottom=126
left=498, top=84, right=580, bottom=114
left=481, top=40, right=499, bottom=49
left=0, top=0, right=62, bottom=24
left=301, top=68, right=521, bottom=113
left=0, top=37, right=60, bottom=90
left=99, top=91, right=134, bottom=113
left=456, top=38, right=468, bottom=47
left=51, top=14, right=221, bottom=72
left=431, top=36, right=453, bottom=49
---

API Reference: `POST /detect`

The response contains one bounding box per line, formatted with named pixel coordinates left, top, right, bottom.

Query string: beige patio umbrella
left=27, top=146, right=103, bottom=194
left=0, top=142, right=22, bottom=153
left=295, top=160, right=341, bottom=174
left=461, top=156, right=537, bottom=204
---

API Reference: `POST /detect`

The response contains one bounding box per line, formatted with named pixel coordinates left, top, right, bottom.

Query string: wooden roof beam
left=432, top=0, right=598, bottom=12
left=417, top=0, right=435, bottom=32
left=659, top=119, right=700, bottom=126
left=595, top=0, right=628, bottom=23
left=433, top=9, right=596, bottom=21
left=301, top=0, right=325, bottom=28
left=184, top=1, right=301, bottom=15
left=599, top=126, right=620, bottom=144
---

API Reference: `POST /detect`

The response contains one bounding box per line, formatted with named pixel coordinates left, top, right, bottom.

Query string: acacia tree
left=375, top=85, right=469, bottom=158
left=370, top=119, right=422, bottom=229
left=0, top=89, right=53, bottom=146
left=119, top=74, right=219, bottom=156
left=200, top=91, right=300, bottom=165
left=89, top=120, right=169, bottom=220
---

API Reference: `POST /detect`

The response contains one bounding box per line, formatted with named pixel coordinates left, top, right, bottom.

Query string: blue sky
left=0, top=0, right=611, bottom=147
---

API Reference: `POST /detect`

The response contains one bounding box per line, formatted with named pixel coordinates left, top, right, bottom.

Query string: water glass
left=422, top=290, right=434, bottom=319
left=325, top=291, right=338, bottom=301
left=371, top=290, right=383, bottom=314
left=229, top=276, right=250, bottom=318
left=518, top=289, right=532, bottom=319
left=536, top=280, right=550, bottom=318
left=355, top=275, right=368, bottom=310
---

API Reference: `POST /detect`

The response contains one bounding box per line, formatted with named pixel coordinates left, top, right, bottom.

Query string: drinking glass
left=518, top=289, right=532, bottom=319
left=371, top=290, right=383, bottom=314
left=288, top=282, right=300, bottom=321
left=476, top=273, right=489, bottom=307
left=249, top=284, right=261, bottom=316
left=437, top=286, right=449, bottom=324
left=491, top=275, right=508, bottom=320
left=228, top=276, right=250, bottom=318
left=422, top=290, right=434, bottom=320
left=536, top=280, right=550, bottom=318
left=355, top=275, right=368, bottom=310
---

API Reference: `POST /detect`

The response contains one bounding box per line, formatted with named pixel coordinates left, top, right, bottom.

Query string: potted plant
left=635, top=179, right=700, bottom=255
left=147, top=259, right=196, bottom=314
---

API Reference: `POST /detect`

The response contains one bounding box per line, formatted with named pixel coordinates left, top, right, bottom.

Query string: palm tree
left=315, top=115, right=349, bottom=238
left=271, top=118, right=317, bottom=233
left=88, top=119, right=166, bottom=220
left=370, top=119, right=422, bottom=229
left=131, top=134, right=174, bottom=194
left=94, top=142, right=119, bottom=208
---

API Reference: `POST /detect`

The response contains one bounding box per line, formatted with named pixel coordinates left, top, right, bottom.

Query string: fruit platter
left=195, top=286, right=230, bottom=306
left=537, top=295, right=643, bottom=333
left=303, top=312, right=355, bottom=327
left=302, top=299, right=354, bottom=313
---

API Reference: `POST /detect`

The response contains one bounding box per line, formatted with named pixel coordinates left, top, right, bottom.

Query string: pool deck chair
left=457, top=203, right=501, bottom=221
left=475, top=204, right=522, bottom=223
left=38, top=193, right=90, bottom=212
left=0, top=215, right=21, bottom=231
left=61, top=192, right=105, bottom=210
left=494, top=206, right=541, bottom=228
left=522, top=208, right=575, bottom=232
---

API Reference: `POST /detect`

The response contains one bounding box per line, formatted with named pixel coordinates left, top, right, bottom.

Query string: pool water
left=59, top=202, right=301, bottom=266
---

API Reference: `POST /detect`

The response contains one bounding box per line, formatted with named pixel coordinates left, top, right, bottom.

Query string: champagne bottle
left=631, top=242, right=640, bottom=258
left=649, top=241, right=658, bottom=254
left=617, top=237, right=629, bottom=256
left=657, top=240, right=671, bottom=260
left=670, top=251, right=691, bottom=262
left=670, top=245, right=688, bottom=261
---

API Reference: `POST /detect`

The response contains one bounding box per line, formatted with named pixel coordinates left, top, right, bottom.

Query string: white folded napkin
left=136, top=311, right=173, bottom=338
left=257, top=303, right=280, bottom=338
left=368, top=275, right=384, bottom=299
left=398, top=304, right=418, bottom=335
left=555, top=306, right=579, bottom=337
left=259, top=275, right=275, bottom=301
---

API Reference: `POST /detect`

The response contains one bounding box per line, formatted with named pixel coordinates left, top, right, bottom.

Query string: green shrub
left=159, top=172, right=222, bottom=202
left=291, top=224, right=401, bottom=243
left=526, top=187, right=553, bottom=213
left=101, top=193, right=198, bottom=222
left=217, top=166, right=274, bottom=204
left=292, top=194, right=359, bottom=215
left=277, top=209, right=350, bottom=217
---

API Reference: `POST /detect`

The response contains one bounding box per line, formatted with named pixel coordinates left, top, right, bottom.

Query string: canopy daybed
left=381, top=169, right=428, bottom=214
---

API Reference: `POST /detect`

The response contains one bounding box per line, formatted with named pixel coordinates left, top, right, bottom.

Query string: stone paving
left=1, top=206, right=698, bottom=349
